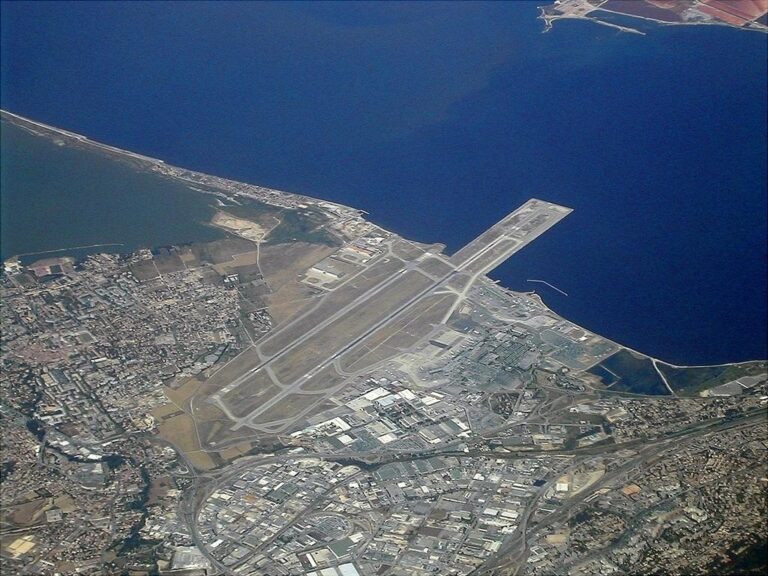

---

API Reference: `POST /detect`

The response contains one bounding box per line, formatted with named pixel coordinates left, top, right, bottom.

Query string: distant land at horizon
left=540, top=0, right=768, bottom=34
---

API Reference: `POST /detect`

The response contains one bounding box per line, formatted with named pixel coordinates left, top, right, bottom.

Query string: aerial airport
left=1, top=110, right=765, bottom=576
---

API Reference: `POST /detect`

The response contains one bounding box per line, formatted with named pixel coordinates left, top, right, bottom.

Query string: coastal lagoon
left=0, top=121, right=225, bottom=262
left=1, top=2, right=765, bottom=365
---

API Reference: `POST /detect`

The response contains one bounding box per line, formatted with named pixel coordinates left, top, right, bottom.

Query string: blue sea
left=1, top=2, right=765, bottom=366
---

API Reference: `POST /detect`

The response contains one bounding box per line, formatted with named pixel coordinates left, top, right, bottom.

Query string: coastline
left=2, top=109, right=765, bottom=373
left=1, top=109, right=361, bottom=217
left=538, top=2, right=768, bottom=35
left=593, top=7, right=768, bottom=33
left=1, top=109, right=165, bottom=165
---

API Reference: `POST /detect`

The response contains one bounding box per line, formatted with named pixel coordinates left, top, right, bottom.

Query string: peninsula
left=1, top=110, right=765, bottom=576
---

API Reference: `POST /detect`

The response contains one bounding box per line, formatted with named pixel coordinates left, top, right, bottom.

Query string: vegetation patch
left=220, top=200, right=340, bottom=247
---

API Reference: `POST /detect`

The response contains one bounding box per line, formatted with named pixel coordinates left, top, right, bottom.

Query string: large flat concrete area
left=449, top=198, right=572, bottom=275
left=204, top=198, right=572, bottom=435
